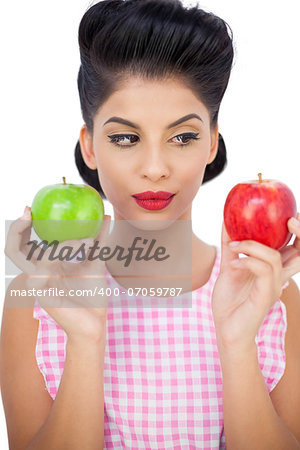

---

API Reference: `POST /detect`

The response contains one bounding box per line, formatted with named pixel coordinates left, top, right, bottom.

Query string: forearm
left=26, top=332, right=106, bottom=450
left=218, top=343, right=300, bottom=450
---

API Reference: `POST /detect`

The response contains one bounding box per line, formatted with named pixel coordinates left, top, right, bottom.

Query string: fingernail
left=290, top=217, right=300, bottom=227
left=20, top=206, right=31, bottom=220
left=229, top=241, right=240, bottom=247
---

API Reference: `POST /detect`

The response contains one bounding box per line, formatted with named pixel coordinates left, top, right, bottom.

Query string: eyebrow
left=103, top=113, right=203, bottom=129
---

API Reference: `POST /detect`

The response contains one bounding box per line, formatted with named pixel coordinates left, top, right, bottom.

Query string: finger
left=282, top=254, right=300, bottom=280
left=228, top=240, right=282, bottom=277
left=25, top=266, right=55, bottom=291
left=25, top=237, right=92, bottom=290
left=230, top=255, right=273, bottom=276
left=19, top=206, right=33, bottom=252
left=31, top=217, right=111, bottom=278
left=280, top=245, right=298, bottom=266
left=85, top=215, right=111, bottom=271
left=229, top=255, right=283, bottom=299
left=220, top=221, right=239, bottom=271
left=94, top=215, right=111, bottom=244
left=5, top=208, right=36, bottom=274
left=287, top=212, right=300, bottom=251
left=6, top=207, right=32, bottom=255
left=39, top=237, right=95, bottom=272
left=26, top=238, right=93, bottom=291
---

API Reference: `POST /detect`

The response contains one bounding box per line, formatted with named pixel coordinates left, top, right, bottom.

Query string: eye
left=107, top=132, right=200, bottom=148
left=107, top=134, right=139, bottom=147
left=171, top=133, right=200, bottom=147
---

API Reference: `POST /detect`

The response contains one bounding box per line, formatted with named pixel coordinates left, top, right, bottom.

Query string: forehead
left=94, top=76, right=210, bottom=124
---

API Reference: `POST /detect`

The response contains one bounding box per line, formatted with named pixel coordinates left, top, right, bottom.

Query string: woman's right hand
left=5, top=206, right=112, bottom=342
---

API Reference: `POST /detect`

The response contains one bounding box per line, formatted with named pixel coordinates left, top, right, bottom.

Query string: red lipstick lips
left=133, top=191, right=174, bottom=200
left=132, top=191, right=176, bottom=211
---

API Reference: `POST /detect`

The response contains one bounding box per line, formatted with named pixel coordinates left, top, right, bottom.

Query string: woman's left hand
left=212, top=212, right=300, bottom=351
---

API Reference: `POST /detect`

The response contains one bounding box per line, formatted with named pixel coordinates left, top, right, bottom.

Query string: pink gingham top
left=33, top=246, right=288, bottom=449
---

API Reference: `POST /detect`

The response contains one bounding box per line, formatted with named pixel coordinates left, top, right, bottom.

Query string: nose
left=140, top=146, right=170, bottom=181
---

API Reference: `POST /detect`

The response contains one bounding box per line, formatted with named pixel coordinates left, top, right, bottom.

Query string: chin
left=127, top=217, right=177, bottom=232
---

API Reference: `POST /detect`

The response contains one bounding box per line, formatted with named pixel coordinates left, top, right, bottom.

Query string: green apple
left=31, top=177, right=105, bottom=243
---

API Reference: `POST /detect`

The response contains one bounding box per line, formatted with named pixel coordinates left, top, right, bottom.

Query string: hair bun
left=74, top=141, right=106, bottom=198
left=203, top=133, right=227, bottom=183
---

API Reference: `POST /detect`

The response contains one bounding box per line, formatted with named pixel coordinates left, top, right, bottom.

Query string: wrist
left=66, top=335, right=107, bottom=371
left=216, top=337, right=258, bottom=365
left=67, top=326, right=107, bottom=350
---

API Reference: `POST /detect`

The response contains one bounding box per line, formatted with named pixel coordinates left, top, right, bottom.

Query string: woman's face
left=80, top=77, right=219, bottom=223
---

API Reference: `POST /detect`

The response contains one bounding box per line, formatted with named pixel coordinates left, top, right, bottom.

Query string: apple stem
left=62, top=177, right=66, bottom=184
left=258, top=172, right=262, bottom=183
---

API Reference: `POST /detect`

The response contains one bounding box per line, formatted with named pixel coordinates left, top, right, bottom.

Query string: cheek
left=178, top=151, right=208, bottom=198
left=179, top=150, right=208, bottom=180
left=93, top=151, right=123, bottom=198
left=182, top=168, right=206, bottom=196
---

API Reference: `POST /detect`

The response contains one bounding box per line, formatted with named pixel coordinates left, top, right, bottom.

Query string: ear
left=79, top=125, right=97, bottom=170
left=207, top=123, right=219, bottom=165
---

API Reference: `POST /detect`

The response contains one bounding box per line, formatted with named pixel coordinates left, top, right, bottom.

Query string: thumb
left=84, top=215, right=111, bottom=271
left=94, top=214, right=111, bottom=245
left=220, top=221, right=238, bottom=271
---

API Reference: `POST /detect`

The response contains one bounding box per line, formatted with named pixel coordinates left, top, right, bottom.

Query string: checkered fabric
left=33, top=246, right=287, bottom=449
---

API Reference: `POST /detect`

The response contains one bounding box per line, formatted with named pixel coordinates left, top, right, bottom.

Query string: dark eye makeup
left=107, top=132, right=200, bottom=148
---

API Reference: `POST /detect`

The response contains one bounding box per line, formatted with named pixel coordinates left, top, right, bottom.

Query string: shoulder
left=269, top=278, right=300, bottom=443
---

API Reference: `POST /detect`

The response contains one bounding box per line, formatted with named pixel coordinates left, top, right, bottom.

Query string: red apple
left=224, top=173, right=297, bottom=250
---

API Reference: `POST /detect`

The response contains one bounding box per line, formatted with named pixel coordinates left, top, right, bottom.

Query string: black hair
left=75, top=0, right=235, bottom=199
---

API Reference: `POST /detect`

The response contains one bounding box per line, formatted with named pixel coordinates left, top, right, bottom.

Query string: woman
left=1, top=0, right=300, bottom=448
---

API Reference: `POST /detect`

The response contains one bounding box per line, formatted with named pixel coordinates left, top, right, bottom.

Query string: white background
left=0, top=0, right=299, bottom=447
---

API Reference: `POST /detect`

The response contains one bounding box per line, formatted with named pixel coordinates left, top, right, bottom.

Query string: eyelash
left=107, top=132, right=200, bottom=148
